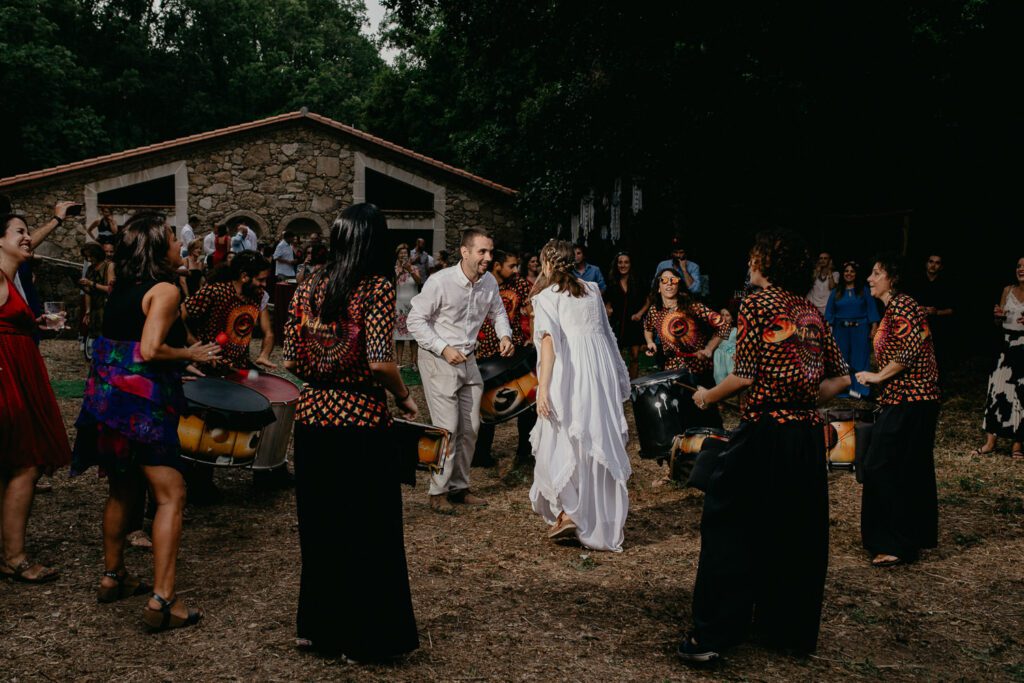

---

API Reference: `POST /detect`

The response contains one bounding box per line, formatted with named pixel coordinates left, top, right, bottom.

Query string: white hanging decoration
left=610, top=177, right=622, bottom=242
left=570, top=213, right=580, bottom=243
left=579, top=190, right=595, bottom=239
left=631, top=179, right=643, bottom=216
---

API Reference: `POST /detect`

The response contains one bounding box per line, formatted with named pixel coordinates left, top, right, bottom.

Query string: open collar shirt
left=407, top=264, right=512, bottom=357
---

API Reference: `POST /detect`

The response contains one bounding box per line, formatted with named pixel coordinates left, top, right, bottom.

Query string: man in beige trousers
left=408, top=228, right=514, bottom=513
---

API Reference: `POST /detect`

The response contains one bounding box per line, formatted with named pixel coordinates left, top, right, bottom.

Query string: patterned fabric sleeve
left=887, top=295, right=926, bottom=368
left=643, top=309, right=656, bottom=333
left=183, top=283, right=215, bottom=332
left=820, top=320, right=850, bottom=379
left=365, top=278, right=396, bottom=363
left=283, top=280, right=309, bottom=362
left=694, top=303, right=730, bottom=340
left=732, top=298, right=762, bottom=380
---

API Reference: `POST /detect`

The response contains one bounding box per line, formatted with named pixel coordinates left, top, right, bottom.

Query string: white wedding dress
left=529, top=280, right=632, bottom=552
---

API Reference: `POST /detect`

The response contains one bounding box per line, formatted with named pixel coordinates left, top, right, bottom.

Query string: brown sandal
left=0, top=559, right=59, bottom=584
left=142, top=593, right=203, bottom=632
left=98, top=570, right=152, bottom=603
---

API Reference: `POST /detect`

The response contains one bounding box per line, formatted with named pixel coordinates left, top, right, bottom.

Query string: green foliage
left=0, top=0, right=383, bottom=177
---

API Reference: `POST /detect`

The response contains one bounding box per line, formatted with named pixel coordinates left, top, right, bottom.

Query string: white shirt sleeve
left=407, top=276, right=448, bottom=356
left=272, top=241, right=287, bottom=261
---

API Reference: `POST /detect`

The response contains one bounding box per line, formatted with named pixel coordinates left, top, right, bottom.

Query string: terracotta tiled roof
left=0, top=110, right=517, bottom=196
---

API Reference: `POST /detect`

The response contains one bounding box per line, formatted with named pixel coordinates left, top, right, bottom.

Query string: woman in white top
left=530, top=239, right=632, bottom=552
left=974, top=256, right=1024, bottom=459
left=394, top=243, right=422, bottom=368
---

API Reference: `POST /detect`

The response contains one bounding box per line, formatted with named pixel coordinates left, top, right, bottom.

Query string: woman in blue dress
left=825, top=261, right=880, bottom=397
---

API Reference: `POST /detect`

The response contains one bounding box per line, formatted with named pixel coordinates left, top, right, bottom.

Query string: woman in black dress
left=679, top=230, right=850, bottom=663
left=73, top=212, right=220, bottom=629
left=283, top=203, right=419, bottom=662
left=856, top=254, right=941, bottom=567
left=603, top=251, right=647, bottom=378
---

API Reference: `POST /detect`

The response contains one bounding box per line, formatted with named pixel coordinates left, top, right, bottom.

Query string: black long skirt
left=860, top=401, right=940, bottom=561
left=293, top=423, right=419, bottom=660
left=692, top=418, right=829, bottom=654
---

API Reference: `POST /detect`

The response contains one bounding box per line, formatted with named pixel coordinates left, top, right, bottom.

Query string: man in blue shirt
left=653, top=238, right=702, bottom=295
left=573, top=244, right=606, bottom=292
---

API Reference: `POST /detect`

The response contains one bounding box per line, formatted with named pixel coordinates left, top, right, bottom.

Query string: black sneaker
left=676, top=635, right=720, bottom=664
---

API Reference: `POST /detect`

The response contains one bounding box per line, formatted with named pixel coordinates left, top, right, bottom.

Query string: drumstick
left=671, top=380, right=742, bottom=413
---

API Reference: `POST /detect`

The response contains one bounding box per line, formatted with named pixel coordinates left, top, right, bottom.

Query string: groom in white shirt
left=408, top=228, right=514, bottom=513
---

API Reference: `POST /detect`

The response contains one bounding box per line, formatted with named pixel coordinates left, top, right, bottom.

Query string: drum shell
left=478, top=347, right=539, bottom=425
left=820, top=408, right=876, bottom=475
left=251, top=400, right=296, bottom=470
left=630, top=373, right=692, bottom=459
left=178, top=414, right=261, bottom=466
left=669, top=427, right=731, bottom=483
left=393, top=419, right=451, bottom=473
left=228, top=372, right=301, bottom=471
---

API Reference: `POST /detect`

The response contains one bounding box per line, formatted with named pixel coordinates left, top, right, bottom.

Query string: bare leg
left=627, top=346, right=640, bottom=379
left=143, top=465, right=191, bottom=619
left=0, top=465, right=51, bottom=579
left=100, top=470, right=144, bottom=590
left=973, top=433, right=997, bottom=454
left=410, top=342, right=418, bottom=367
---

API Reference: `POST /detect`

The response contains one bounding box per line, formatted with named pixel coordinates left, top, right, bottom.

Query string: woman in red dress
left=0, top=213, right=72, bottom=582
left=211, top=224, right=230, bottom=266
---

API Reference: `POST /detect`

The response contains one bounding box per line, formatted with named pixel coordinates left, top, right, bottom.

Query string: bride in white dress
left=529, top=239, right=632, bottom=552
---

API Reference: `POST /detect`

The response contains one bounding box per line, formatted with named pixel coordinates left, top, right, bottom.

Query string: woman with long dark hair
left=283, top=203, right=419, bottom=661
left=530, top=240, right=632, bottom=551
left=856, top=254, right=941, bottom=567
left=825, top=261, right=880, bottom=397
left=73, top=212, right=220, bottom=629
left=973, top=256, right=1024, bottom=458
left=679, top=230, right=850, bottom=663
left=521, top=251, right=540, bottom=287
left=0, top=212, right=73, bottom=583
left=643, top=267, right=730, bottom=384
left=603, top=251, right=647, bottom=378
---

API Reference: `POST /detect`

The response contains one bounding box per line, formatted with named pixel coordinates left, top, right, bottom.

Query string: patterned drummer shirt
left=643, top=303, right=730, bottom=375
left=283, top=274, right=395, bottom=428
left=477, top=274, right=533, bottom=358
left=733, top=286, right=849, bottom=424
left=873, top=292, right=940, bottom=405
left=184, top=282, right=261, bottom=369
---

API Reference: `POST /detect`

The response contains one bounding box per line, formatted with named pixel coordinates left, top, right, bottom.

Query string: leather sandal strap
left=102, top=570, right=123, bottom=582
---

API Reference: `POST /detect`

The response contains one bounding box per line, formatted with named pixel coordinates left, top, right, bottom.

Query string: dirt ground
left=2, top=339, right=1022, bottom=682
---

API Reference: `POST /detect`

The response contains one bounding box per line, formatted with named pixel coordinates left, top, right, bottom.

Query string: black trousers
left=861, top=401, right=940, bottom=560
left=692, top=418, right=829, bottom=654
left=293, top=423, right=418, bottom=660
left=473, top=407, right=537, bottom=465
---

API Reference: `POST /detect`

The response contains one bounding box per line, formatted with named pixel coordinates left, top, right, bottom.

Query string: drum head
left=683, top=427, right=730, bottom=439
left=478, top=346, right=538, bottom=385
left=183, top=378, right=275, bottom=430
left=630, top=368, right=693, bottom=388
left=227, top=370, right=300, bottom=403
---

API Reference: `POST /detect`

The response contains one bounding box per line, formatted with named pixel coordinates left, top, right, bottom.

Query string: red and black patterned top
left=733, top=286, right=849, bottom=424
left=477, top=274, right=533, bottom=358
left=643, top=302, right=730, bottom=375
left=873, top=292, right=940, bottom=405
left=184, top=282, right=261, bottom=368
left=283, top=274, right=396, bottom=428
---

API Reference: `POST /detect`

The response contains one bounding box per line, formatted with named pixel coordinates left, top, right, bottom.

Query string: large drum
left=670, top=427, right=731, bottom=487
left=226, top=370, right=300, bottom=470
left=478, top=346, right=539, bottom=425
left=821, top=407, right=876, bottom=476
left=178, top=378, right=276, bottom=466
left=392, top=419, right=451, bottom=473
left=630, top=369, right=694, bottom=460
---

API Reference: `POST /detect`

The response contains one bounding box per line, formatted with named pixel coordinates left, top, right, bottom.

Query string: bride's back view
left=529, top=240, right=632, bottom=552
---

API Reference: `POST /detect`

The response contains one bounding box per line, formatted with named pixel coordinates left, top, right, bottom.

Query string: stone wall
left=2, top=121, right=519, bottom=315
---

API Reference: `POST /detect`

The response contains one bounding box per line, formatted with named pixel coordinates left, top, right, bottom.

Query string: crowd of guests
left=0, top=199, right=1018, bottom=671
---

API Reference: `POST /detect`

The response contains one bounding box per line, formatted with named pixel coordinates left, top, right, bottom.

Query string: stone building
left=0, top=109, right=518, bottom=308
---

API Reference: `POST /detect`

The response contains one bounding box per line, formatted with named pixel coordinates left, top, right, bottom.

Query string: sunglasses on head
left=659, top=276, right=681, bottom=284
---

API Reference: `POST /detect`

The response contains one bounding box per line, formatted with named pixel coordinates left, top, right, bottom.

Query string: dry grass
left=1, top=341, right=1021, bottom=682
